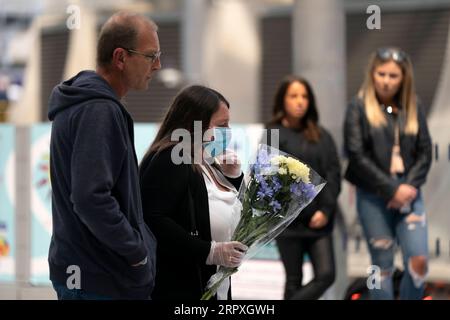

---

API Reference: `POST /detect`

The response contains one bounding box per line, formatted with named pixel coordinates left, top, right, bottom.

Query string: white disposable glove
left=206, top=241, right=248, bottom=268
left=216, top=149, right=242, bottom=178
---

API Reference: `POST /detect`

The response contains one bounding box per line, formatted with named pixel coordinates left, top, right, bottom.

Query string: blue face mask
left=203, top=127, right=232, bottom=158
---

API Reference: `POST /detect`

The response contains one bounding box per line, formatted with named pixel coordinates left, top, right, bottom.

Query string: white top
left=201, top=163, right=241, bottom=300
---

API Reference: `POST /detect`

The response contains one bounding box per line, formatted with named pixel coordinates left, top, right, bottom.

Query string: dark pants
left=52, top=281, right=112, bottom=300
left=277, top=234, right=335, bottom=300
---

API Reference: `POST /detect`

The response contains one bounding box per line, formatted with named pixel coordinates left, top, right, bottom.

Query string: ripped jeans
left=357, top=187, right=428, bottom=300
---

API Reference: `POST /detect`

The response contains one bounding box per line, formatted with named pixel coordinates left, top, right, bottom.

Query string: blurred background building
left=0, top=0, right=449, bottom=300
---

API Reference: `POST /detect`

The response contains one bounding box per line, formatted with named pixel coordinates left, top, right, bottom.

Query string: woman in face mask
left=139, top=85, right=247, bottom=300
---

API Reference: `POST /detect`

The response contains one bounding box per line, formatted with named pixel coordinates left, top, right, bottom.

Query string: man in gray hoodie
left=47, top=12, right=161, bottom=299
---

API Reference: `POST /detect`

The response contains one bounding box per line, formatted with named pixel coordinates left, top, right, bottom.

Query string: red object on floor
left=351, top=293, right=362, bottom=300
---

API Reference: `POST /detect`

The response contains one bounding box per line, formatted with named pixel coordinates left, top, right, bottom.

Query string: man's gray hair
left=96, top=12, right=158, bottom=68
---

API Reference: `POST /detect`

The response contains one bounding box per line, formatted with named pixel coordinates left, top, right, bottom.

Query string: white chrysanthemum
left=285, top=157, right=310, bottom=183
left=270, top=155, right=287, bottom=166
left=278, top=167, right=287, bottom=175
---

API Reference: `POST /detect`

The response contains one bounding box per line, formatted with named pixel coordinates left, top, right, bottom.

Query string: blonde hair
left=358, top=48, right=418, bottom=135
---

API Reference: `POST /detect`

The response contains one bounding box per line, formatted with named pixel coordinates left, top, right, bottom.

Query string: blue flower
left=289, top=182, right=316, bottom=199
left=252, top=148, right=272, bottom=175
left=300, top=182, right=316, bottom=199
left=257, top=190, right=273, bottom=199
left=256, top=148, right=271, bottom=166
left=269, top=200, right=282, bottom=212
left=271, top=176, right=282, bottom=192
left=257, top=179, right=274, bottom=198
left=290, top=183, right=302, bottom=197
left=254, top=173, right=263, bottom=183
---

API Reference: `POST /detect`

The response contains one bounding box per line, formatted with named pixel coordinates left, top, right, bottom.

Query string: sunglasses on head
left=376, top=48, right=408, bottom=62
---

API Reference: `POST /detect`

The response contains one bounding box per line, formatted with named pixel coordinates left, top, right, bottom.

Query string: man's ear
left=112, top=48, right=126, bottom=71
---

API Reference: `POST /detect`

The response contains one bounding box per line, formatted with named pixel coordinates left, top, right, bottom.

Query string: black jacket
left=139, top=147, right=243, bottom=300
left=266, top=124, right=341, bottom=237
left=48, top=70, right=156, bottom=299
left=344, top=96, right=432, bottom=202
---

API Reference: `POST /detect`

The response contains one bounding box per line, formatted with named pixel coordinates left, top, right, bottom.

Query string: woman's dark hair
left=142, top=85, right=229, bottom=162
left=269, top=75, right=321, bottom=142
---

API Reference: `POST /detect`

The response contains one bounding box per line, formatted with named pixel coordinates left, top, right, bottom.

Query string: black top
left=47, top=70, right=156, bottom=299
left=266, top=123, right=341, bottom=237
left=344, top=96, right=432, bottom=202
left=139, top=147, right=243, bottom=300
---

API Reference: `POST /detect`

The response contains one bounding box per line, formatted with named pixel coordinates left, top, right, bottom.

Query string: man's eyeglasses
left=124, top=48, right=161, bottom=63
left=376, top=48, right=408, bottom=63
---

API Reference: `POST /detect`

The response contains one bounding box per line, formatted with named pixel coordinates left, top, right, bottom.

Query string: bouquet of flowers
left=201, top=144, right=326, bottom=300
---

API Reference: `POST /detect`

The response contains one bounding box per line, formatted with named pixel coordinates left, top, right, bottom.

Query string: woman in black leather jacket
left=344, top=47, right=432, bottom=300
